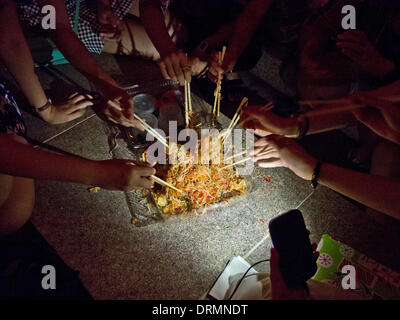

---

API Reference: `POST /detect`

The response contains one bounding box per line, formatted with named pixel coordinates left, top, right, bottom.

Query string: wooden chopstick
left=135, top=116, right=169, bottom=148
left=303, top=103, right=368, bottom=118
left=152, top=175, right=184, bottom=193
left=217, top=91, right=221, bottom=117
left=184, top=81, right=189, bottom=127
left=222, top=148, right=275, bottom=169
left=212, top=46, right=227, bottom=120
left=188, top=82, right=192, bottom=113
left=220, top=46, right=227, bottom=63
left=184, top=80, right=193, bottom=127
left=216, top=48, right=226, bottom=118
left=91, top=164, right=182, bottom=193
left=221, top=97, right=248, bottom=143
left=230, top=97, right=248, bottom=129
left=299, top=95, right=400, bottom=107
left=224, top=150, right=248, bottom=161
left=108, top=100, right=168, bottom=148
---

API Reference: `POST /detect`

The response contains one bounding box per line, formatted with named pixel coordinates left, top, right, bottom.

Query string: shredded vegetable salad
left=147, top=142, right=246, bottom=216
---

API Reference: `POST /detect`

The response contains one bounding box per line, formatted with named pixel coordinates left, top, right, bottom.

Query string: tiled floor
left=11, top=53, right=400, bottom=299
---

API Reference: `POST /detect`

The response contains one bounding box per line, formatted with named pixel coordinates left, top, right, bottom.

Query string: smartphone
left=269, top=209, right=317, bottom=287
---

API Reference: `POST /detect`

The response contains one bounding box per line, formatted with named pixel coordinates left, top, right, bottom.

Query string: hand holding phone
left=269, top=209, right=317, bottom=288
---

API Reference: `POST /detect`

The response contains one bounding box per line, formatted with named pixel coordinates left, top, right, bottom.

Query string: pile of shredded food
left=147, top=142, right=246, bottom=216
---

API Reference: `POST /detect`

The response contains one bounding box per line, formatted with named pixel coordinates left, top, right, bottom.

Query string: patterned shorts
left=16, top=0, right=137, bottom=54
left=0, top=83, right=27, bottom=139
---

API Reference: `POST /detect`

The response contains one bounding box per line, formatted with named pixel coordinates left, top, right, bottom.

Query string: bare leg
left=0, top=135, right=35, bottom=236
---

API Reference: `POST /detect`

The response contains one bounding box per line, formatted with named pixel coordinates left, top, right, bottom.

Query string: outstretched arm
left=0, top=134, right=155, bottom=190
left=251, top=135, right=400, bottom=220
left=140, top=0, right=201, bottom=85
left=222, top=0, right=273, bottom=73
left=0, top=0, right=93, bottom=124
left=0, top=0, right=47, bottom=109
left=241, top=80, right=400, bottom=138
left=37, top=0, right=119, bottom=92
left=139, top=0, right=176, bottom=58
left=37, top=0, right=140, bottom=127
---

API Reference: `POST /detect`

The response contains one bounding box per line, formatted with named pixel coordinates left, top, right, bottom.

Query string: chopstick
left=184, top=80, right=193, bottom=127
left=224, top=150, right=248, bottom=161
left=221, top=97, right=248, bottom=143
left=299, top=95, right=400, bottom=107
left=108, top=100, right=169, bottom=148
left=184, top=81, right=189, bottom=127
left=92, top=176, right=184, bottom=194
left=217, top=47, right=226, bottom=117
left=133, top=115, right=168, bottom=148
left=230, top=97, right=248, bottom=129
left=222, top=148, right=275, bottom=169
left=300, top=95, right=400, bottom=118
left=302, top=103, right=368, bottom=118
left=152, top=175, right=184, bottom=193
left=188, top=82, right=192, bottom=113
left=212, top=46, right=227, bottom=120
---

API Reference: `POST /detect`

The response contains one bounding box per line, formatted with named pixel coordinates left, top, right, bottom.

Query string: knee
left=0, top=185, right=35, bottom=237
left=0, top=213, right=32, bottom=237
left=0, top=182, right=35, bottom=237
left=0, top=135, right=34, bottom=236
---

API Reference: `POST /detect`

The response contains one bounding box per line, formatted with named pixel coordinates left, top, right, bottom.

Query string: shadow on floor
left=0, top=222, right=92, bottom=300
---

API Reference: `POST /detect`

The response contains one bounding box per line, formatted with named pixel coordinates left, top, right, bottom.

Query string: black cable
left=228, top=259, right=269, bottom=300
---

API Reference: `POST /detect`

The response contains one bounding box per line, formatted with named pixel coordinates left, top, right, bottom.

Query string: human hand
left=336, top=30, right=395, bottom=78
left=207, top=50, right=237, bottom=83
left=250, top=135, right=318, bottom=181
left=352, top=93, right=400, bottom=144
left=270, top=248, right=310, bottom=300
left=270, top=242, right=319, bottom=300
left=158, top=50, right=199, bottom=86
left=94, top=159, right=156, bottom=191
left=97, top=3, right=123, bottom=41
left=39, top=93, right=93, bottom=124
left=240, top=105, right=300, bottom=138
left=98, top=83, right=143, bottom=128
